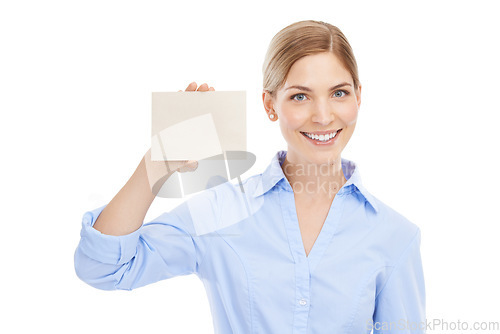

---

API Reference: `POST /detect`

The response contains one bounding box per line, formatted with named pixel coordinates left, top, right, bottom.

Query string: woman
left=74, top=20, right=425, bottom=333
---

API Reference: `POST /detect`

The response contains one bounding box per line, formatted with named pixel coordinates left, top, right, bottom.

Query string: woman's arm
left=91, top=154, right=162, bottom=236
left=372, top=228, right=426, bottom=333
left=74, top=82, right=214, bottom=290
left=91, top=81, right=210, bottom=236
left=74, top=145, right=212, bottom=291
left=73, top=199, right=213, bottom=291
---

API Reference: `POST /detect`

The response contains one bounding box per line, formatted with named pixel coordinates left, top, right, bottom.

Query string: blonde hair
left=262, top=20, right=360, bottom=98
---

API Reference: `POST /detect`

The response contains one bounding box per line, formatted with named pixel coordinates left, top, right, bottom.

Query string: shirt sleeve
left=73, top=196, right=215, bottom=291
left=372, top=228, right=426, bottom=333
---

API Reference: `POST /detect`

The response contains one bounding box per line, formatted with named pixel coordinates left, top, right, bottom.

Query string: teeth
left=303, top=130, right=338, bottom=142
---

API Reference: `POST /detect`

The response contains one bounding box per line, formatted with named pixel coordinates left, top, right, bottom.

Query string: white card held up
left=152, top=113, right=222, bottom=162
left=151, top=91, right=246, bottom=161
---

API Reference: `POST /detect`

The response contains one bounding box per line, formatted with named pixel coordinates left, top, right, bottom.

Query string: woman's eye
left=334, top=90, right=347, bottom=98
left=292, top=91, right=348, bottom=101
left=291, top=93, right=306, bottom=101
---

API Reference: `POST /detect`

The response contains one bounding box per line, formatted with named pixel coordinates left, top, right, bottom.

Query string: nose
left=311, top=100, right=335, bottom=126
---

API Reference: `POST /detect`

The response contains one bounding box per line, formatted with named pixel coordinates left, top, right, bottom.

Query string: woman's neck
left=281, top=155, right=347, bottom=200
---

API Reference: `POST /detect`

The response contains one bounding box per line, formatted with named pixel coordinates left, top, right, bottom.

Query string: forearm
left=92, top=157, right=172, bottom=236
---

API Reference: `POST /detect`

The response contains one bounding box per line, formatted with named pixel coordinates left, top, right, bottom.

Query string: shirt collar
left=252, top=150, right=379, bottom=213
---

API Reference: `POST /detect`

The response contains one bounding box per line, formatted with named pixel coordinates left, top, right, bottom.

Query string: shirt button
left=299, top=298, right=307, bottom=306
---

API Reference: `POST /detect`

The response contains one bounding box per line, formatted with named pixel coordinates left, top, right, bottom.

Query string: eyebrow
left=285, top=82, right=352, bottom=92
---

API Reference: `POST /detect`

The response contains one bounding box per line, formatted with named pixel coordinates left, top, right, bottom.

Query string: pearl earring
left=269, top=114, right=275, bottom=119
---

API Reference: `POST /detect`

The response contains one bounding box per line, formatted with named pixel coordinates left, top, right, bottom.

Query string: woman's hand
left=144, top=82, right=215, bottom=196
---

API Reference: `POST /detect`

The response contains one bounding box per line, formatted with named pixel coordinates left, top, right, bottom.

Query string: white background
left=1, top=0, right=499, bottom=333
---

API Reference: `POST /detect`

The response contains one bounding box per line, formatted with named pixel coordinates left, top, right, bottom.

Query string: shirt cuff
left=78, top=204, right=141, bottom=265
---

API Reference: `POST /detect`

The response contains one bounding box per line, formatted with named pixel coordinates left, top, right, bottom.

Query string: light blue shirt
left=74, top=150, right=425, bottom=333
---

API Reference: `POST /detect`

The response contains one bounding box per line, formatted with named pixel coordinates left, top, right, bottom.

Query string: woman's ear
left=356, top=84, right=362, bottom=109
left=262, top=90, right=275, bottom=115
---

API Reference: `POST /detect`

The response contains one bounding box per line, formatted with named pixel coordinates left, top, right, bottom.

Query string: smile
left=300, top=129, right=342, bottom=145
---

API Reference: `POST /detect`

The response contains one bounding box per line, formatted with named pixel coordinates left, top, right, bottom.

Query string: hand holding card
left=145, top=82, right=213, bottom=195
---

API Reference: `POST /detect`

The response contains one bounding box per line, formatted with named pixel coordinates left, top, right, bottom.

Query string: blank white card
left=151, top=91, right=246, bottom=161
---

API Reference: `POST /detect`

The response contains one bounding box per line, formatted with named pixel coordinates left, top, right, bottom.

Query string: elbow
left=73, top=247, right=125, bottom=291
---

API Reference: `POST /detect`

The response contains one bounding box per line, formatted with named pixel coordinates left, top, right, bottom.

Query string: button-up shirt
left=74, top=150, right=426, bottom=333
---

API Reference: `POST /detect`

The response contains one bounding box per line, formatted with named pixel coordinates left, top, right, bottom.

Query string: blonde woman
left=74, top=20, right=425, bottom=333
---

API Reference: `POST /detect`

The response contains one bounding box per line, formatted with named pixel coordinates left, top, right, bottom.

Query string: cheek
left=279, top=108, right=308, bottom=129
left=337, top=104, right=358, bottom=125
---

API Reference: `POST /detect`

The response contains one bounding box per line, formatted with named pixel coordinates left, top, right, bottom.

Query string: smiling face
left=263, top=52, right=362, bottom=166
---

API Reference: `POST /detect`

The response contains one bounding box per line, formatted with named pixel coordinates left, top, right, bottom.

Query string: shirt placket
left=279, top=188, right=312, bottom=334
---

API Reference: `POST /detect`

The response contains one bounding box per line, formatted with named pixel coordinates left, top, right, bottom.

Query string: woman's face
left=263, top=52, right=361, bottom=166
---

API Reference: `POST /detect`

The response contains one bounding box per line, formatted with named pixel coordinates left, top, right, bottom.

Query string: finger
left=179, top=160, right=199, bottom=173
left=185, top=81, right=197, bottom=91
left=178, top=90, right=183, bottom=92
left=209, top=86, right=215, bottom=91
left=197, top=83, right=209, bottom=91
left=186, top=160, right=199, bottom=171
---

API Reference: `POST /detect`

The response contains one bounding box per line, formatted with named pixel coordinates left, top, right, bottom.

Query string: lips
left=300, top=129, right=342, bottom=145
left=301, top=129, right=341, bottom=136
